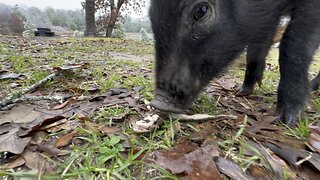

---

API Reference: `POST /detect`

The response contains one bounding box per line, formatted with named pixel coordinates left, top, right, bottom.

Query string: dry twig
left=170, top=114, right=238, bottom=121
left=0, top=72, right=59, bottom=110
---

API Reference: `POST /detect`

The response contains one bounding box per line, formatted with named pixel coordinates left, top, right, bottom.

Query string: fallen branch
left=12, top=95, right=66, bottom=104
left=133, top=113, right=238, bottom=133
left=0, top=72, right=59, bottom=110
left=170, top=114, right=238, bottom=121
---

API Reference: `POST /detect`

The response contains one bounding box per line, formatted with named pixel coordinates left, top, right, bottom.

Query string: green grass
left=191, top=93, right=220, bottom=115
left=284, top=118, right=311, bottom=139
left=7, top=55, right=33, bottom=73
left=11, top=124, right=178, bottom=180
left=0, top=36, right=154, bottom=98
left=94, top=106, right=133, bottom=125
left=1, top=36, right=319, bottom=179
left=53, top=131, right=141, bottom=179
left=313, top=98, right=320, bottom=111
left=122, top=75, right=154, bottom=100
left=47, top=55, right=67, bottom=67
left=97, top=74, right=122, bottom=92
left=27, top=71, right=51, bottom=84
left=65, top=124, right=177, bottom=179
left=217, top=116, right=258, bottom=170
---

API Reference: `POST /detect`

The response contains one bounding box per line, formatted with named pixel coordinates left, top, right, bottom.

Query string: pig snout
left=151, top=64, right=197, bottom=113
left=150, top=91, right=186, bottom=113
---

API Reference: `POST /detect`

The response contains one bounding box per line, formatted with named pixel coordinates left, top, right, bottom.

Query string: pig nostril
left=159, top=81, right=165, bottom=89
left=169, top=84, right=174, bottom=92
left=177, top=90, right=185, bottom=98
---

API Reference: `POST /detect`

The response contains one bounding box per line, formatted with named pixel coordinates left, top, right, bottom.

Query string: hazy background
left=0, top=0, right=150, bottom=16
left=0, top=0, right=88, bottom=10
left=0, top=0, right=152, bottom=38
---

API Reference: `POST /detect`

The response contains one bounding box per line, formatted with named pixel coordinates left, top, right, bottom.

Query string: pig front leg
left=276, top=1, right=320, bottom=126
left=238, top=35, right=275, bottom=96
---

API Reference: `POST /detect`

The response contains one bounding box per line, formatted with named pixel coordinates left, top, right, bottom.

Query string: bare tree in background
left=83, top=0, right=145, bottom=37
left=99, top=0, right=126, bottom=37
left=96, top=0, right=145, bottom=37
left=83, top=0, right=96, bottom=36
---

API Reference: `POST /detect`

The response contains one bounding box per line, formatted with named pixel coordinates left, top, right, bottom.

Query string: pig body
left=149, top=0, right=320, bottom=126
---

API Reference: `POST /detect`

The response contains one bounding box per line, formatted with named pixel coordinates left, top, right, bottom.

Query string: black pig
left=149, top=0, right=320, bottom=126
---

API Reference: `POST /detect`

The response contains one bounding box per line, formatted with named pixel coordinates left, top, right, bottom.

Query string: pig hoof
left=236, top=86, right=254, bottom=96
left=274, top=112, right=301, bottom=127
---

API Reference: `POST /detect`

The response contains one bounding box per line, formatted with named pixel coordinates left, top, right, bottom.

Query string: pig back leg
left=277, top=0, right=320, bottom=126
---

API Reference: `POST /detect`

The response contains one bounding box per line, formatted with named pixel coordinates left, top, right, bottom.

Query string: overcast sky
left=0, top=0, right=84, bottom=10
left=0, top=0, right=150, bottom=14
left=0, top=0, right=150, bottom=16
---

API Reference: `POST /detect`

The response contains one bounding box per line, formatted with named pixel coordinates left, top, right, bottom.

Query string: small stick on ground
left=0, top=72, right=59, bottom=109
left=12, top=95, right=66, bottom=104
left=170, top=114, right=238, bottom=121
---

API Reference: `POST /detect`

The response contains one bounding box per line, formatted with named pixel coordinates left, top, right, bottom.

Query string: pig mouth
left=151, top=93, right=187, bottom=113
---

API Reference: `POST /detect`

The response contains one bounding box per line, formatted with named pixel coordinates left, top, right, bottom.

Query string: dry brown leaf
left=309, top=126, right=320, bottom=153
left=21, top=150, right=54, bottom=174
left=0, top=103, right=41, bottom=125
left=215, top=157, right=253, bottom=180
left=247, top=141, right=286, bottom=179
left=52, top=98, right=78, bottom=110
left=103, top=98, right=127, bottom=107
left=215, top=77, right=236, bottom=91
left=247, top=165, right=272, bottom=180
left=296, top=163, right=320, bottom=180
left=54, top=131, right=78, bottom=148
left=266, top=142, right=320, bottom=172
left=29, top=131, right=48, bottom=145
left=53, top=62, right=88, bottom=71
left=2, top=156, right=26, bottom=169
left=100, top=126, right=121, bottom=134
left=40, top=119, right=68, bottom=132
left=0, top=73, right=25, bottom=80
left=310, top=126, right=320, bottom=134
left=77, top=114, right=92, bottom=122
left=110, top=88, right=128, bottom=95
left=309, top=133, right=320, bottom=153
left=246, top=116, right=277, bottom=133
left=17, top=115, right=65, bottom=137
left=37, top=144, right=62, bottom=156
left=0, top=126, right=32, bottom=154
left=153, top=143, right=223, bottom=180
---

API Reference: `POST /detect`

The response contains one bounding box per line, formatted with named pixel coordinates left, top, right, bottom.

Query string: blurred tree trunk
left=105, top=13, right=117, bottom=37
left=105, top=0, right=125, bottom=37
left=84, top=0, right=96, bottom=36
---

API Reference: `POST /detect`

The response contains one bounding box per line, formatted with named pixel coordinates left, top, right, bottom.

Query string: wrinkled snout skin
left=149, top=0, right=320, bottom=126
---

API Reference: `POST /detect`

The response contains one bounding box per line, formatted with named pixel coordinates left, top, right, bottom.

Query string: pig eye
left=193, top=3, right=210, bottom=21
